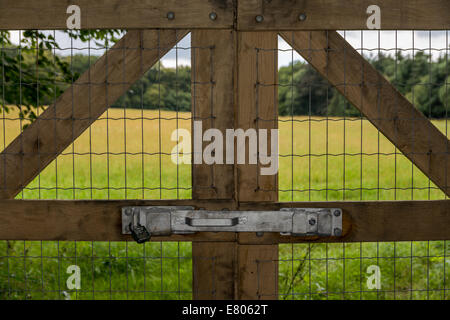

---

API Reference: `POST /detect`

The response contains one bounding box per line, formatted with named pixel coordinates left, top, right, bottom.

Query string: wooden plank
left=0, top=0, right=234, bottom=29
left=237, top=245, right=278, bottom=300
left=280, top=30, right=450, bottom=197
left=191, top=29, right=237, bottom=300
left=236, top=31, right=278, bottom=202
left=191, top=29, right=236, bottom=200
left=2, top=0, right=448, bottom=31
left=193, top=242, right=236, bottom=299
left=238, top=0, right=450, bottom=30
left=240, top=200, right=450, bottom=243
left=0, top=199, right=448, bottom=242
left=0, top=29, right=188, bottom=199
left=0, top=199, right=236, bottom=241
left=236, top=31, right=279, bottom=299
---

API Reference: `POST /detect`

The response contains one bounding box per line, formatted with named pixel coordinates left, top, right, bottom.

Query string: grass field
left=0, top=108, right=449, bottom=299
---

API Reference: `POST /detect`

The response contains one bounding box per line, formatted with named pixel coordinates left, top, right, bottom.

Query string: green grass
left=0, top=241, right=192, bottom=300
left=0, top=109, right=449, bottom=299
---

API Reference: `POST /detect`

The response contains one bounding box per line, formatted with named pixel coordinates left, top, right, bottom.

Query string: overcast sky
left=9, top=30, right=449, bottom=68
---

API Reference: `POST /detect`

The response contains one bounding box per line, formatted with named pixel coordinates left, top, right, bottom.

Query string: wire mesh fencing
left=0, top=29, right=195, bottom=299
left=0, top=29, right=449, bottom=300
left=273, top=30, right=450, bottom=201
left=257, top=30, right=449, bottom=299
left=0, top=241, right=193, bottom=300
left=277, top=241, right=449, bottom=300
left=1, top=29, right=193, bottom=201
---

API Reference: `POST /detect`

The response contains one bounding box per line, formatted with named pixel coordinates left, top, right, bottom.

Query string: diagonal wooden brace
left=280, top=31, right=450, bottom=197
left=0, top=29, right=188, bottom=199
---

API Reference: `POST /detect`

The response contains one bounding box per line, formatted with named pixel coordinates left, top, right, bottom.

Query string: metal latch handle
left=185, top=217, right=239, bottom=227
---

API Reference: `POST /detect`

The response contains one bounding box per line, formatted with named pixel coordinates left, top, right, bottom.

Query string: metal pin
left=209, top=12, right=217, bottom=21
left=298, top=13, right=307, bottom=21
left=255, top=15, right=264, bottom=23
left=167, top=11, right=175, bottom=20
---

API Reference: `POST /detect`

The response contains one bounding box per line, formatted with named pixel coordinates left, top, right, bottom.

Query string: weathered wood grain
left=0, top=0, right=234, bottom=29
left=191, top=29, right=237, bottom=299
left=238, top=0, right=450, bottom=30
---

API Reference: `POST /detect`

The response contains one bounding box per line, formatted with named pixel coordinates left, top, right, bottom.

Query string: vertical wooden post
left=236, top=32, right=278, bottom=203
left=191, top=30, right=279, bottom=300
left=236, top=32, right=279, bottom=299
left=191, top=29, right=237, bottom=299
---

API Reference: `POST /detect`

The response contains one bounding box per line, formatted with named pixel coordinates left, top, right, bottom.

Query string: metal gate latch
left=122, top=207, right=342, bottom=243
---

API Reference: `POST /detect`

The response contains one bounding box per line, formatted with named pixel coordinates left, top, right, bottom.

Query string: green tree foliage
left=1, top=31, right=449, bottom=119
left=278, top=62, right=330, bottom=116
left=114, top=62, right=191, bottom=112
left=439, top=76, right=449, bottom=115
left=0, top=30, right=121, bottom=124
left=278, top=51, right=449, bottom=118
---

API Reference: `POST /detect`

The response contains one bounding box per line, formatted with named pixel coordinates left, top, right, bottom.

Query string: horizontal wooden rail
left=0, top=199, right=448, bottom=243
left=0, top=199, right=237, bottom=242
left=0, top=0, right=449, bottom=30
left=238, top=0, right=450, bottom=30
left=0, top=0, right=234, bottom=30
left=240, top=200, right=450, bottom=244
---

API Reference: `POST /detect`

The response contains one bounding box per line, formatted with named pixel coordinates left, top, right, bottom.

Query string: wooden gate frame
left=0, top=0, right=449, bottom=300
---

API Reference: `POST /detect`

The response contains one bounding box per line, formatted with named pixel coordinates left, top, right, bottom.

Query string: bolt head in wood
left=298, top=13, right=307, bottom=21
left=334, top=228, right=342, bottom=237
left=209, top=12, right=217, bottom=21
left=334, top=210, right=341, bottom=217
left=255, top=15, right=264, bottom=23
left=167, top=11, right=175, bottom=20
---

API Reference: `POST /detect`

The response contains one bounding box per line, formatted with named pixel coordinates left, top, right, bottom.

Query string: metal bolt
left=309, top=218, right=316, bottom=226
left=209, top=12, right=217, bottom=21
left=125, top=208, right=132, bottom=216
left=298, top=13, right=307, bottom=21
left=334, top=228, right=342, bottom=237
left=333, top=210, right=341, bottom=217
left=255, top=15, right=264, bottom=23
left=256, top=232, right=264, bottom=237
left=167, top=11, right=175, bottom=20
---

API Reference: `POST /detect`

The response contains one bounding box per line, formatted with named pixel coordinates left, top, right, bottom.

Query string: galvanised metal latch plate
left=122, top=206, right=342, bottom=243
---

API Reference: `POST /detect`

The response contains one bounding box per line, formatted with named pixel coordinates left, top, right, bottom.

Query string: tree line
left=278, top=51, right=449, bottom=118
left=1, top=31, right=448, bottom=120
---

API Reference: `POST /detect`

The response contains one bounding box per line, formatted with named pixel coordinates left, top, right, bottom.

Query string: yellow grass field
left=0, top=108, right=448, bottom=201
